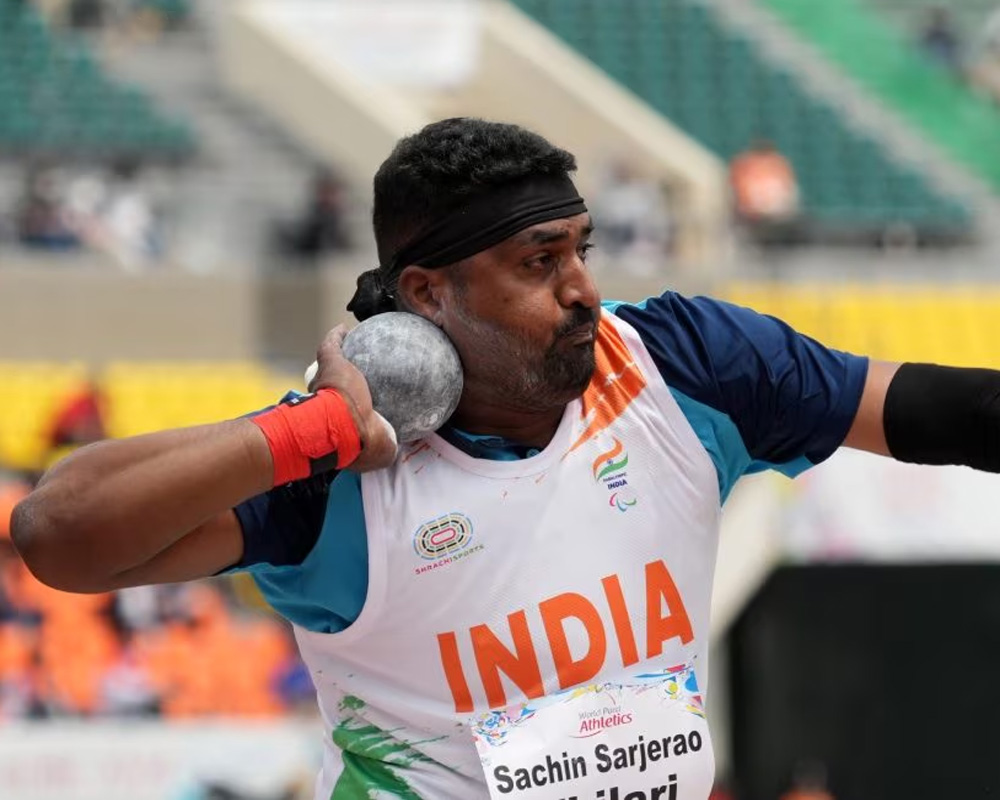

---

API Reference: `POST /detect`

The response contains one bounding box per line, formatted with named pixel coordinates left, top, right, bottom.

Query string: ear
left=395, top=265, right=449, bottom=324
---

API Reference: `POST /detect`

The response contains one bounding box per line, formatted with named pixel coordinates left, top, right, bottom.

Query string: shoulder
left=604, top=293, right=868, bottom=484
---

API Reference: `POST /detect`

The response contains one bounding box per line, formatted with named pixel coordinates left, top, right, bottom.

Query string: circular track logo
left=413, top=513, right=474, bottom=560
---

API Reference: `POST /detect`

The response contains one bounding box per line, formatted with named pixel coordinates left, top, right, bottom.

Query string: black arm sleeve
left=883, top=362, right=1000, bottom=472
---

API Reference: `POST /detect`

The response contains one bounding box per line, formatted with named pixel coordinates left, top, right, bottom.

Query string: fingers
left=317, top=324, right=349, bottom=361
left=310, top=325, right=351, bottom=392
left=347, top=411, right=398, bottom=473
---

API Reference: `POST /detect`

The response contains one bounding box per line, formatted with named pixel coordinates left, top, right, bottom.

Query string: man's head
left=350, top=118, right=600, bottom=416
left=371, top=117, right=579, bottom=271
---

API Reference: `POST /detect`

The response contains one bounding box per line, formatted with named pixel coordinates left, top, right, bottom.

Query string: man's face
left=439, top=212, right=601, bottom=412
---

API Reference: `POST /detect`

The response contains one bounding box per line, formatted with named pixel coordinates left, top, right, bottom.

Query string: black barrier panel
left=729, top=564, right=1000, bottom=800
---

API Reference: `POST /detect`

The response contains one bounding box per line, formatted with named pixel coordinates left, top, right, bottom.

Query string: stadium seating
left=0, top=0, right=194, bottom=158
left=512, top=0, right=972, bottom=236
left=863, top=0, right=996, bottom=49
left=2, top=475, right=293, bottom=720
left=761, top=0, right=1000, bottom=193
left=0, top=563, right=293, bottom=718
left=134, top=0, right=193, bottom=27
left=0, top=361, right=293, bottom=472
left=722, top=283, right=1000, bottom=368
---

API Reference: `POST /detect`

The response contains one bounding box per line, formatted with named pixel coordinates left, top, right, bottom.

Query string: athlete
left=9, top=119, right=999, bottom=800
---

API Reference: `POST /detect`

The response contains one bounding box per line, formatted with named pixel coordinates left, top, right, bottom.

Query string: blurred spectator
left=967, top=6, right=1000, bottom=101
left=67, top=0, right=106, bottom=29
left=180, top=780, right=300, bottom=800
left=272, top=628, right=317, bottom=715
left=274, top=167, right=352, bottom=262
left=98, top=631, right=161, bottom=716
left=65, top=0, right=192, bottom=35
left=917, top=7, right=963, bottom=74
left=729, top=139, right=802, bottom=248
left=46, top=379, right=107, bottom=451
left=590, top=159, right=673, bottom=276
left=0, top=473, right=301, bottom=721
left=780, top=759, right=835, bottom=800
left=16, top=165, right=81, bottom=251
left=14, top=159, right=163, bottom=267
left=0, top=481, right=33, bottom=623
left=74, top=158, right=163, bottom=272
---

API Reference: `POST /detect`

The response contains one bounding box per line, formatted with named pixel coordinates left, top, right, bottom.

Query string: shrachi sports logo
left=592, top=439, right=638, bottom=512
left=413, top=512, right=482, bottom=575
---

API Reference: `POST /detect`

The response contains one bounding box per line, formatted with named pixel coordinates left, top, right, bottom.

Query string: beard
left=451, top=300, right=598, bottom=412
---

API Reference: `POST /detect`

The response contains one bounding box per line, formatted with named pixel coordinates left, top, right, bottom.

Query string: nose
left=557, top=254, right=600, bottom=311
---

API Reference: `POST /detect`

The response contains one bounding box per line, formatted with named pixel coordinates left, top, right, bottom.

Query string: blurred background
left=2, top=0, right=1000, bottom=798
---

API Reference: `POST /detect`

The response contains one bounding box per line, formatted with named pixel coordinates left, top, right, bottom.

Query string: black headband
left=347, top=175, right=587, bottom=321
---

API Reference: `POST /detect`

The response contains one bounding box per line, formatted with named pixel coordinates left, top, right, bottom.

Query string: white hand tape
left=373, top=410, right=399, bottom=456
left=304, top=360, right=319, bottom=388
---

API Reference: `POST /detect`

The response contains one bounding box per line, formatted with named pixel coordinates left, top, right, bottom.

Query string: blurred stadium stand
left=866, top=0, right=998, bottom=33
left=722, top=281, right=1000, bottom=368
left=218, top=0, right=729, bottom=264
left=514, top=0, right=975, bottom=243
left=0, top=0, right=194, bottom=159
left=5, top=0, right=1000, bottom=797
left=761, top=0, right=1000, bottom=193
left=0, top=360, right=292, bottom=472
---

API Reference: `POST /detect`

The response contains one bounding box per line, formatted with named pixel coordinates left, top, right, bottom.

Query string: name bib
left=472, top=665, right=715, bottom=800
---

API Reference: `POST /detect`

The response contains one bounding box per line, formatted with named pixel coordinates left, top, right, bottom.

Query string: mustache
left=555, top=306, right=600, bottom=340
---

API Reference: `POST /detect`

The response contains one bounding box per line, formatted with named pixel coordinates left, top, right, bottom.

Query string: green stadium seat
left=761, top=0, right=1000, bottom=194
left=512, top=0, right=972, bottom=234
left=0, top=0, right=195, bottom=159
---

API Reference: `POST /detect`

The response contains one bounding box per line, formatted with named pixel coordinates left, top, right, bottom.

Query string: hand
left=309, top=325, right=398, bottom=472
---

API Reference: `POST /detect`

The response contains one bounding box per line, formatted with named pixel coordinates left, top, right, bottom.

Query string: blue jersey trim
left=669, top=388, right=821, bottom=504
left=601, top=298, right=653, bottom=314
left=668, top=388, right=748, bottom=504
left=247, top=471, right=368, bottom=634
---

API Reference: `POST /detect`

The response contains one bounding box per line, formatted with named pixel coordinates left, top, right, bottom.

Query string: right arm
left=11, top=419, right=270, bottom=593
left=10, top=325, right=396, bottom=594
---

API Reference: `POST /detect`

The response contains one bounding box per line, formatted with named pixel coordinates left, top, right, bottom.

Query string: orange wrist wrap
left=250, top=389, right=362, bottom=485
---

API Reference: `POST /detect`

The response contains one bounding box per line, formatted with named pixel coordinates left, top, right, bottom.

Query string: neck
left=447, top=390, right=568, bottom=449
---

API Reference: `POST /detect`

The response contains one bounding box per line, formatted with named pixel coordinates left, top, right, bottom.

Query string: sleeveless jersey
left=295, top=311, right=724, bottom=799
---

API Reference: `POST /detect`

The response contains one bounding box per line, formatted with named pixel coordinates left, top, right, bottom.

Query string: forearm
left=11, top=419, right=272, bottom=589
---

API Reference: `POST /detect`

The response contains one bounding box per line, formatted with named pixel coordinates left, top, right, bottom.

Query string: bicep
left=102, top=510, right=244, bottom=590
left=842, top=360, right=900, bottom=457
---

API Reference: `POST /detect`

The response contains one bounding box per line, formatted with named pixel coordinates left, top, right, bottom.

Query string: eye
left=524, top=252, right=556, bottom=271
left=578, top=242, right=595, bottom=261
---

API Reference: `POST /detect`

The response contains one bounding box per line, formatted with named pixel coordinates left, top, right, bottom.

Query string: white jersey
left=295, top=312, right=722, bottom=799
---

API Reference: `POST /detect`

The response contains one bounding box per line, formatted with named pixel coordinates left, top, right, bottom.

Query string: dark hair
left=372, top=118, right=577, bottom=267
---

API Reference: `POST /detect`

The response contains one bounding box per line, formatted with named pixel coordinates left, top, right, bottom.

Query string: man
left=9, top=118, right=998, bottom=799
left=729, top=139, right=801, bottom=249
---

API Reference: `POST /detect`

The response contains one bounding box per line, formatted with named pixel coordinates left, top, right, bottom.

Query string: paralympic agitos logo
left=592, top=438, right=638, bottom=512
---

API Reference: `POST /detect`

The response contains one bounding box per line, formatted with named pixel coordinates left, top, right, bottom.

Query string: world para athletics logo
left=592, top=438, right=638, bottom=512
